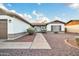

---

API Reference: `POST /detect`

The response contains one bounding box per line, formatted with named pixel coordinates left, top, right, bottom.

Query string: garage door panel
left=51, top=25, right=61, bottom=32
left=0, top=20, right=7, bottom=39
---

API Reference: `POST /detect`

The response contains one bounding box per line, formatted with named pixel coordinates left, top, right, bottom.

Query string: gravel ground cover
left=0, top=32, right=79, bottom=56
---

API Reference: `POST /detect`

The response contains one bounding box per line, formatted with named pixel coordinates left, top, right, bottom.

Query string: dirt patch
left=66, top=39, right=79, bottom=49
left=5, top=34, right=36, bottom=42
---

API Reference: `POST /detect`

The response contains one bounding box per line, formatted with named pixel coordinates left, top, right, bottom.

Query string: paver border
left=64, top=39, right=79, bottom=49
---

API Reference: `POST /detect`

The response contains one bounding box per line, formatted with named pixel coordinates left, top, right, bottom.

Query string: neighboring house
left=32, top=23, right=47, bottom=32
left=65, top=20, right=79, bottom=33
left=47, top=20, right=65, bottom=32
left=32, top=20, right=65, bottom=33
left=0, top=8, right=32, bottom=39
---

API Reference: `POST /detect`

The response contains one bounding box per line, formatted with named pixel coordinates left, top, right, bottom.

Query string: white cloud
left=33, top=16, right=50, bottom=23
left=32, top=10, right=43, bottom=19
left=23, top=13, right=34, bottom=23
left=32, top=10, right=39, bottom=17
left=41, top=16, right=50, bottom=22
left=68, top=3, right=79, bottom=9
left=24, top=13, right=32, bottom=19
left=17, top=13, right=33, bottom=23
left=52, top=16, right=62, bottom=20
left=32, top=10, right=50, bottom=23
left=52, top=16, right=70, bottom=22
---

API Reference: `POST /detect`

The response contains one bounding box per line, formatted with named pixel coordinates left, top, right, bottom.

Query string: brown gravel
left=67, top=39, right=79, bottom=48
left=5, top=34, right=36, bottom=42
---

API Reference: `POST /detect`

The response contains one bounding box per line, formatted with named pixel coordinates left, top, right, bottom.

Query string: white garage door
left=51, top=25, right=61, bottom=32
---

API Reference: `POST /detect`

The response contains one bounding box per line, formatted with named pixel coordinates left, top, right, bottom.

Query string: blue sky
left=4, top=3, right=79, bottom=22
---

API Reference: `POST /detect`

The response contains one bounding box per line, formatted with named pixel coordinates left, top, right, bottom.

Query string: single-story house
left=65, top=20, right=79, bottom=33
left=32, top=20, right=65, bottom=33
left=0, top=8, right=32, bottom=39
left=32, top=23, right=47, bottom=32
left=47, top=20, right=65, bottom=32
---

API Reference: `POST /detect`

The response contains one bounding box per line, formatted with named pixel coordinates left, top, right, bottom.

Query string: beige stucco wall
left=66, top=25, right=79, bottom=33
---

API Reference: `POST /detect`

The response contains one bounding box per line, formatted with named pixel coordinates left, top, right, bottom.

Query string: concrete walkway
left=0, top=33, right=51, bottom=49
left=30, top=33, right=51, bottom=49
left=0, top=42, right=32, bottom=49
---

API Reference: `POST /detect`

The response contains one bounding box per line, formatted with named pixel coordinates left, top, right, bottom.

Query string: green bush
left=65, top=28, right=67, bottom=33
left=76, top=38, right=79, bottom=46
left=27, top=28, right=35, bottom=35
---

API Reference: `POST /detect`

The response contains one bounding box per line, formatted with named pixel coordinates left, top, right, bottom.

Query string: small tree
left=27, top=27, right=35, bottom=35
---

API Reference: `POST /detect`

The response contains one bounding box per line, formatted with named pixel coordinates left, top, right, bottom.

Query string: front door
left=0, top=19, right=7, bottom=39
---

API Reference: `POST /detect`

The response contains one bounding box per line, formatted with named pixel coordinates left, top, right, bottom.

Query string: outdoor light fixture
left=9, top=19, right=12, bottom=23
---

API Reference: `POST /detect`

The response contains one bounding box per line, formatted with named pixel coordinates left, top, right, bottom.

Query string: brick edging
left=64, top=39, right=79, bottom=49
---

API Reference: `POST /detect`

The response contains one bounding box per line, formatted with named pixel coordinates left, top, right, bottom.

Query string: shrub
left=65, top=28, right=67, bottom=33
left=27, top=27, right=35, bottom=35
left=76, top=38, right=79, bottom=46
